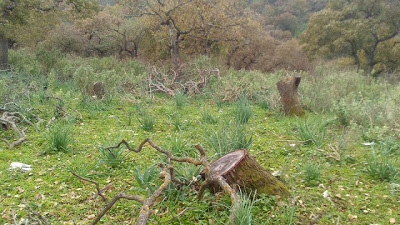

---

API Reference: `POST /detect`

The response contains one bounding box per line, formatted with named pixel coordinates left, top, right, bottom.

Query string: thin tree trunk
left=0, top=35, right=9, bottom=70
left=169, top=24, right=181, bottom=76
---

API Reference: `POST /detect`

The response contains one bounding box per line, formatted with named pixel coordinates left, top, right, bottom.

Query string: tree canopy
left=301, top=0, right=400, bottom=73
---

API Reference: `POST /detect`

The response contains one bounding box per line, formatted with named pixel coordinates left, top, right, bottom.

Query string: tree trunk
left=202, top=149, right=289, bottom=196
left=276, top=73, right=304, bottom=116
left=0, top=35, right=9, bottom=70
left=169, top=24, right=181, bottom=76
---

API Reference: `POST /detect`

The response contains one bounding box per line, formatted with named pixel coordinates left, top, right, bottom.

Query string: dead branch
left=0, top=112, right=27, bottom=149
left=106, top=138, right=204, bottom=165
left=109, top=139, right=239, bottom=225
left=71, top=172, right=109, bottom=204
left=24, top=200, right=51, bottom=225
left=91, top=192, right=145, bottom=225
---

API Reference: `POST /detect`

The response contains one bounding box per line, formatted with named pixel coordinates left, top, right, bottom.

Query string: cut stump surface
left=204, top=149, right=289, bottom=196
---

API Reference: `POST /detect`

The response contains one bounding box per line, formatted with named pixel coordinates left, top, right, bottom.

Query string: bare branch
left=71, top=172, right=109, bottom=204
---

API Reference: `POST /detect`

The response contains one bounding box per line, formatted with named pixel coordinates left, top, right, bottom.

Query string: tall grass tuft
left=134, top=165, right=156, bottom=194
left=174, top=92, right=187, bottom=108
left=169, top=112, right=183, bottom=131
left=367, top=150, right=399, bottom=182
left=99, top=146, right=126, bottom=168
left=293, top=116, right=330, bottom=148
left=201, top=109, right=218, bottom=124
left=169, top=137, right=190, bottom=157
left=137, top=111, right=155, bottom=131
left=233, top=189, right=257, bottom=225
left=303, top=162, right=321, bottom=186
left=46, top=123, right=73, bottom=153
left=206, top=122, right=253, bottom=157
left=235, top=96, right=252, bottom=124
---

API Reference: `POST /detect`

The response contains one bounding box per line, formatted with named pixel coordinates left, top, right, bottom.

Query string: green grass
left=1, top=77, right=399, bottom=224
left=45, top=122, right=73, bottom=153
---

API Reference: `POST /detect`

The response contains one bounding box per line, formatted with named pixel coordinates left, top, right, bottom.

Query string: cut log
left=203, top=149, right=289, bottom=196
left=276, top=73, right=304, bottom=116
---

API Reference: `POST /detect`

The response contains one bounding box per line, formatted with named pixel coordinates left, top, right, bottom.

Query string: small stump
left=276, top=73, right=304, bottom=116
left=93, top=81, right=105, bottom=99
left=203, top=149, right=289, bottom=196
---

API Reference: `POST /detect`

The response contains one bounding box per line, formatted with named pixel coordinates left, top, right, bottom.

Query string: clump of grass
left=378, top=137, right=399, bottom=155
left=303, top=162, right=321, bottom=186
left=67, top=159, right=97, bottom=178
left=235, top=96, right=252, bottom=124
left=258, top=99, right=270, bottom=110
left=206, top=122, right=253, bottom=157
left=169, top=112, right=183, bottom=131
left=233, top=189, right=257, bottom=225
left=46, top=123, right=72, bottom=153
left=201, top=109, right=218, bottom=124
left=169, top=137, right=190, bottom=157
left=367, top=150, right=399, bottom=182
left=99, top=146, right=126, bottom=168
left=134, top=165, right=156, bottom=194
left=137, top=111, right=155, bottom=131
left=174, top=92, right=187, bottom=108
left=293, top=116, right=330, bottom=148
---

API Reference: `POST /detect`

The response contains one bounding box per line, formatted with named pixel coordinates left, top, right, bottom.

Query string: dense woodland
left=1, top=0, right=400, bottom=224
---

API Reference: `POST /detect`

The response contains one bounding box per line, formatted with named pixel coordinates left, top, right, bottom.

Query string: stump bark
left=203, top=149, right=289, bottom=196
left=93, top=81, right=105, bottom=99
left=276, top=73, right=304, bottom=116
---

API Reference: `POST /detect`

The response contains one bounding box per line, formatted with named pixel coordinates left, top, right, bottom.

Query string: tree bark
left=169, top=24, right=181, bottom=76
left=276, top=73, right=304, bottom=116
left=202, top=149, right=289, bottom=196
left=0, top=35, right=9, bottom=70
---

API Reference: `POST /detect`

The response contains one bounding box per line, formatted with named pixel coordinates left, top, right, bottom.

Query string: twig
left=11, top=209, right=17, bottom=225
left=91, top=192, right=145, bottom=225
left=24, top=200, right=51, bottom=225
left=71, top=172, right=109, bottom=204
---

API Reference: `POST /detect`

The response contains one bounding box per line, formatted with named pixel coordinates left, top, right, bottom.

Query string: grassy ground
left=1, top=84, right=399, bottom=224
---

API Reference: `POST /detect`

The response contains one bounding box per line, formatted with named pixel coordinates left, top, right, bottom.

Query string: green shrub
left=46, top=123, right=73, bottom=153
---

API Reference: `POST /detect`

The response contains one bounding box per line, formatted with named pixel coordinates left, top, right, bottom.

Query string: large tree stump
left=276, top=73, right=304, bottom=116
left=203, top=149, right=289, bottom=196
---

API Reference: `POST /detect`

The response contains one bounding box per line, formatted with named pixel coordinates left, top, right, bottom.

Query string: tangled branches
left=72, top=138, right=240, bottom=225
left=0, top=103, right=43, bottom=149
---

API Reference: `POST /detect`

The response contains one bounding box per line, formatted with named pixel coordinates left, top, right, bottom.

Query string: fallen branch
left=24, top=200, right=51, bottom=225
left=71, top=172, right=109, bottom=204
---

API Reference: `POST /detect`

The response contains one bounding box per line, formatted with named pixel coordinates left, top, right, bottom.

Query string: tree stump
left=93, top=81, right=105, bottom=99
left=203, top=149, right=289, bottom=196
left=276, top=73, right=304, bottom=116
left=0, top=36, right=9, bottom=70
